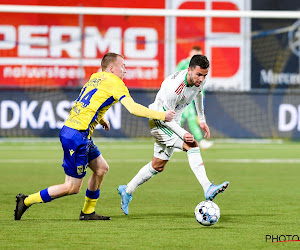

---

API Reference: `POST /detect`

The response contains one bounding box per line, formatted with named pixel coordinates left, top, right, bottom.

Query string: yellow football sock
left=82, top=197, right=98, bottom=214
left=24, top=192, right=43, bottom=206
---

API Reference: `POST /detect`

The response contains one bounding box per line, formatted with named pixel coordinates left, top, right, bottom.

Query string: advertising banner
left=0, top=0, right=250, bottom=90
left=1, top=0, right=299, bottom=139
left=0, top=89, right=144, bottom=137
left=171, top=0, right=251, bottom=91
left=0, top=0, right=165, bottom=89
left=251, top=0, right=300, bottom=89
left=205, top=91, right=300, bottom=139
left=1, top=89, right=300, bottom=138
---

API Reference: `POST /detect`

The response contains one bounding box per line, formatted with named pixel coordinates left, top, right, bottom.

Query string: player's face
left=188, top=66, right=209, bottom=87
left=111, top=56, right=126, bottom=80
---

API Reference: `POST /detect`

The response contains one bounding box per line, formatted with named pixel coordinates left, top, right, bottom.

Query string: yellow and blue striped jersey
left=64, top=71, right=131, bottom=137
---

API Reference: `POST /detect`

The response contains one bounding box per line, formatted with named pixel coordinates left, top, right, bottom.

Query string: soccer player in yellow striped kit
left=14, top=53, right=175, bottom=220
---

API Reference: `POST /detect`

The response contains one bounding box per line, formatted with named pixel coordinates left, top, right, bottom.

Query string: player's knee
left=70, top=188, right=80, bottom=195
left=156, top=166, right=165, bottom=172
left=192, top=141, right=199, bottom=148
left=152, top=158, right=168, bottom=172
left=95, top=163, right=109, bottom=177
left=153, top=163, right=166, bottom=172
left=69, top=186, right=81, bottom=195
left=65, top=183, right=81, bottom=195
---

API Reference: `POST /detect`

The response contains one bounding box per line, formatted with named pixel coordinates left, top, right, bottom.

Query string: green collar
left=185, top=73, right=192, bottom=87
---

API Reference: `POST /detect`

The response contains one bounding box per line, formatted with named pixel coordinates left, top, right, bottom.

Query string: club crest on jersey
left=77, top=164, right=88, bottom=175
left=69, top=149, right=75, bottom=156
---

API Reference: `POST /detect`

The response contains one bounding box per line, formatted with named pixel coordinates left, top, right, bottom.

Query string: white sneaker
left=199, top=139, right=214, bottom=150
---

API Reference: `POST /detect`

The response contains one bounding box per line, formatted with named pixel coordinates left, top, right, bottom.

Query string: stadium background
left=0, top=0, right=299, bottom=139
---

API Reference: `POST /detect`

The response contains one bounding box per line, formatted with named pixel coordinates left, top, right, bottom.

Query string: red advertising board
left=176, top=1, right=240, bottom=78
left=0, top=0, right=249, bottom=90
left=0, top=0, right=165, bottom=88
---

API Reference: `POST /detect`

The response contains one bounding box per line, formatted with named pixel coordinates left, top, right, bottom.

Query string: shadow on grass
left=9, top=213, right=277, bottom=225
left=12, top=212, right=193, bottom=221
left=220, top=213, right=279, bottom=226
left=128, top=212, right=192, bottom=219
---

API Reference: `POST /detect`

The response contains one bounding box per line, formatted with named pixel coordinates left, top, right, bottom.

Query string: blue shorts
left=59, top=126, right=101, bottom=178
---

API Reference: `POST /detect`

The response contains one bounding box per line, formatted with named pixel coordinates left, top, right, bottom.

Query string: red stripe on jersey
left=175, top=82, right=185, bottom=95
left=175, top=84, right=184, bottom=95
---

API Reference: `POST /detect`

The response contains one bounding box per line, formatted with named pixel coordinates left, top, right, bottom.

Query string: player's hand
left=183, top=132, right=194, bottom=143
left=200, top=122, right=210, bottom=139
left=164, top=110, right=176, bottom=122
left=101, top=120, right=110, bottom=131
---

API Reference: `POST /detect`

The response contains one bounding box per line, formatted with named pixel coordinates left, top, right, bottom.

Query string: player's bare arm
left=200, top=122, right=210, bottom=139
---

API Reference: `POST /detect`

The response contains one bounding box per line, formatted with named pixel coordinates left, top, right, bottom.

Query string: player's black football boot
left=79, top=211, right=111, bottom=220
left=14, top=193, right=30, bottom=220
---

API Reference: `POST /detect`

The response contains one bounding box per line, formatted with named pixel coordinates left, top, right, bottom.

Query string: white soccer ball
left=194, top=200, right=220, bottom=226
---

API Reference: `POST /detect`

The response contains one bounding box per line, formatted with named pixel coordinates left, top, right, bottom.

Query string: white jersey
left=149, top=69, right=206, bottom=139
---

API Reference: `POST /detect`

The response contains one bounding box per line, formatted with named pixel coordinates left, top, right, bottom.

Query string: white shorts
left=150, top=120, right=184, bottom=160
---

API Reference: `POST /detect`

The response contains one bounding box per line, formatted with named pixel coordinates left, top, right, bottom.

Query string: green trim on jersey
left=185, top=73, right=190, bottom=87
left=154, top=120, right=173, bottom=137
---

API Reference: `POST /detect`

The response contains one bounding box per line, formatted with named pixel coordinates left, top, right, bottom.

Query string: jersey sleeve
left=111, top=77, right=131, bottom=102
left=165, top=120, right=188, bottom=139
left=121, top=97, right=165, bottom=121
left=194, top=91, right=206, bottom=123
left=159, top=82, right=188, bottom=139
left=160, top=87, right=178, bottom=111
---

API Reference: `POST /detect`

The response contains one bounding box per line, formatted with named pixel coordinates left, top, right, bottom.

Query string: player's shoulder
left=90, top=72, right=122, bottom=82
left=165, top=69, right=187, bottom=84
left=161, top=70, right=187, bottom=94
left=89, top=72, right=126, bottom=90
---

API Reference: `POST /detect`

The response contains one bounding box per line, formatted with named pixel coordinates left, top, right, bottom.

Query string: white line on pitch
left=1, top=159, right=300, bottom=164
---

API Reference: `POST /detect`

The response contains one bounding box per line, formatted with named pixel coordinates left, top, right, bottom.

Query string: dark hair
left=101, top=52, right=124, bottom=70
left=192, top=45, right=202, bottom=51
left=189, top=54, right=209, bottom=69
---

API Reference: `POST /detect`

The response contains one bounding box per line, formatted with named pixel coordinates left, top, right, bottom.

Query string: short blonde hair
left=101, top=53, right=124, bottom=70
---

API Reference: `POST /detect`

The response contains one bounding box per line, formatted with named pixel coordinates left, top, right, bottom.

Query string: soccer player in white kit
left=118, top=55, right=229, bottom=215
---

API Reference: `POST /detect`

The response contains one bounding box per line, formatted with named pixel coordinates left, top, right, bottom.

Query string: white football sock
left=125, top=161, right=158, bottom=195
left=187, top=147, right=211, bottom=193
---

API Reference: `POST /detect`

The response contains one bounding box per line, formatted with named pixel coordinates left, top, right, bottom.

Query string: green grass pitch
left=0, top=139, right=299, bottom=249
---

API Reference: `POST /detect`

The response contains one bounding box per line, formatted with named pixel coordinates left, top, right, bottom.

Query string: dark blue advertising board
left=251, top=0, right=300, bottom=89
left=1, top=89, right=300, bottom=139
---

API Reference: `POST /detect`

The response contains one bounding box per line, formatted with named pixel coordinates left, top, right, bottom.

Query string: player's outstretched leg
left=117, top=185, right=132, bottom=215
left=205, top=181, right=229, bottom=201
left=79, top=211, right=111, bottom=220
left=14, top=193, right=30, bottom=220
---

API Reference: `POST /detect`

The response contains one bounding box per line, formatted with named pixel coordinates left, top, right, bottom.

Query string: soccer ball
left=194, top=200, right=220, bottom=226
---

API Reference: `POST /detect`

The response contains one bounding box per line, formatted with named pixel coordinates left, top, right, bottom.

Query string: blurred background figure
left=176, top=46, right=214, bottom=150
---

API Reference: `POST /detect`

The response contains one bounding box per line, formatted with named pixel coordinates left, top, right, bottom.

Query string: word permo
left=0, top=25, right=158, bottom=58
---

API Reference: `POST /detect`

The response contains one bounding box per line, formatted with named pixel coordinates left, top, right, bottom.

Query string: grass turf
left=0, top=139, right=299, bottom=249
